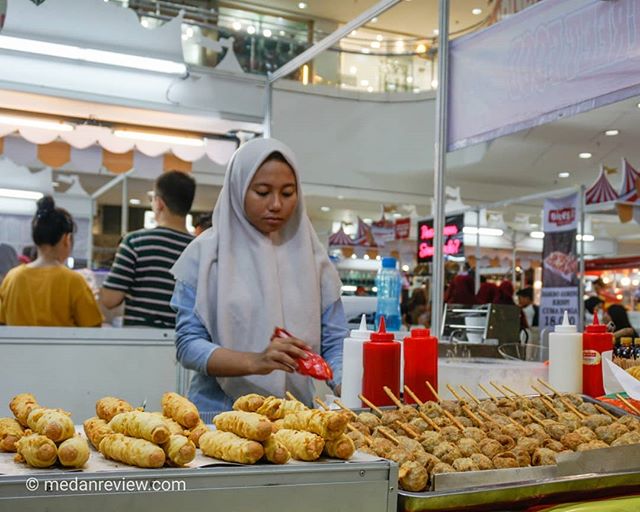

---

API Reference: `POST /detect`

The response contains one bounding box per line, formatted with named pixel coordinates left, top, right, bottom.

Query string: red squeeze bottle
left=403, top=328, right=438, bottom=404
left=582, top=314, right=613, bottom=397
left=362, top=316, right=401, bottom=407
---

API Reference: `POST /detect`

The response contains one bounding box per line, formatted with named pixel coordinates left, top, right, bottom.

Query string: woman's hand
left=248, top=336, right=312, bottom=375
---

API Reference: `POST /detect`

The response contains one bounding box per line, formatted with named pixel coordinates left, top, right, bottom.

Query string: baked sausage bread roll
left=151, top=413, right=185, bottom=436
left=282, top=410, right=348, bottom=440
left=187, top=420, right=209, bottom=448
left=232, top=394, right=265, bottom=413
left=322, top=434, right=355, bottom=460
left=0, top=418, right=24, bottom=452
left=161, top=393, right=200, bottom=429
left=95, top=397, right=133, bottom=422
left=213, top=411, right=273, bottom=442
left=83, top=417, right=113, bottom=450
left=57, top=436, right=91, bottom=467
left=273, top=429, right=324, bottom=461
left=99, top=433, right=165, bottom=468
left=161, top=434, right=196, bottom=467
left=256, top=397, right=307, bottom=420
left=109, top=411, right=171, bottom=445
left=9, top=393, right=40, bottom=427
left=27, top=408, right=75, bottom=443
left=262, top=437, right=291, bottom=464
left=199, top=430, right=264, bottom=464
left=14, top=432, right=57, bottom=468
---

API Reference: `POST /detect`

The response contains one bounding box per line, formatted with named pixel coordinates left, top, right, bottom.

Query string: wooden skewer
left=536, top=396, right=562, bottom=418
left=403, top=385, right=424, bottom=406
left=402, top=386, right=441, bottom=432
left=314, top=396, right=330, bottom=410
left=425, top=380, right=442, bottom=403
left=478, top=383, right=499, bottom=403
left=525, top=410, right=547, bottom=426
left=490, top=381, right=511, bottom=399
left=333, top=399, right=359, bottom=419
left=317, top=398, right=372, bottom=445
left=502, top=384, right=526, bottom=400
left=616, top=393, right=640, bottom=416
left=383, top=386, right=405, bottom=409
left=477, top=409, right=500, bottom=427
left=461, top=405, right=483, bottom=428
left=506, top=414, right=528, bottom=433
left=286, top=391, right=299, bottom=402
left=446, top=384, right=466, bottom=403
left=377, top=426, right=400, bottom=445
left=536, top=379, right=586, bottom=419
left=359, top=394, right=384, bottom=417
left=594, top=403, right=617, bottom=420
left=394, top=420, right=420, bottom=439
left=460, top=385, right=482, bottom=405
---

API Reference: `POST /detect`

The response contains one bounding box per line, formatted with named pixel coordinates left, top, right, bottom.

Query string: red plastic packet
left=272, top=327, right=333, bottom=381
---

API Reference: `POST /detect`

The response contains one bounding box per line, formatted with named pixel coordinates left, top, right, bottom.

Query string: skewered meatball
left=479, top=438, right=503, bottom=458
left=577, top=403, right=598, bottom=416
left=457, top=438, right=480, bottom=457
left=492, top=451, right=519, bottom=469
left=510, top=410, right=531, bottom=425
left=455, top=416, right=474, bottom=428
left=398, top=436, right=422, bottom=453
left=525, top=423, right=549, bottom=442
left=500, top=424, right=523, bottom=439
left=462, top=427, right=486, bottom=443
left=562, top=394, right=583, bottom=407
left=616, top=416, right=640, bottom=431
left=557, top=412, right=580, bottom=431
left=432, top=416, right=448, bottom=428
left=470, top=453, right=494, bottom=470
left=611, top=431, right=640, bottom=446
left=399, top=461, right=428, bottom=492
left=532, top=447, right=557, bottom=466
left=573, top=426, right=596, bottom=441
left=546, top=422, right=570, bottom=441
left=350, top=422, right=372, bottom=436
left=419, top=402, right=443, bottom=418
left=440, top=400, right=461, bottom=416
left=560, top=431, right=589, bottom=451
left=420, top=431, right=443, bottom=452
left=478, top=401, right=499, bottom=415
left=399, top=405, right=420, bottom=420
left=432, top=441, right=457, bottom=460
left=595, top=423, right=629, bottom=444
left=511, top=448, right=531, bottom=467
left=387, top=447, right=414, bottom=464
left=358, top=412, right=381, bottom=430
left=492, top=415, right=512, bottom=426
left=490, top=433, right=516, bottom=451
left=409, top=418, right=430, bottom=433
left=381, top=410, right=405, bottom=427
left=581, top=414, right=613, bottom=430
left=415, top=451, right=440, bottom=472
left=576, top=440, right=609, bottom=451
left=359, top=446, right=376, bottom=456
left=347, top=429, right=367, bottom=449
left=371, top=437, right=396, bottom=456
left=541, top=438, right=565, bottom=452
left=440, top=426, right=462, bottom=443
left=452, top=457, right=479, bottom=472
left=516, top=437, right=541, bottom=454
left=438, top=445, right=462, bottom=465
left=431, top=462, right=455, bottom=474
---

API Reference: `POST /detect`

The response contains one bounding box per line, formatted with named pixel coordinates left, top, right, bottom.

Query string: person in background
left=516, top=287, right=539, bottom=328
left=476, top=276, right=498, bottom=304
left=445, top=269, right=476, bottom=305
left=100, top=170, right=196, bottom=328
left=194, top=211, right=213, bottom=237
left=0, top=196, right=102, bottom=326
left=0, top=244, right=19, bottom=284
left=19, top=245, right=37, bottom=264
left=584, top=296, right=604, bottom=325
left=170, top=138, right=347, bottom=414
left=607, top=304, right=638, bottom=340
left=494, top=280, right=516, bottom=305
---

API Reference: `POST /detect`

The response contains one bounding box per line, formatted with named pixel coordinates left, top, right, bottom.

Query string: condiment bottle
left=362, top=316, right=401, bottom=407
left=341, top=315, right=373, bottom=408
left=548, top=311, right=582, bottom=394
left=403, top=328, right=438, bottom=403
left=620, top=337, right=633, bottom=359
left=582, top=313, right=613, bottom=397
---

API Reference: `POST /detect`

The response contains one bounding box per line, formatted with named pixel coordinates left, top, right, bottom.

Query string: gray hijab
left=0, top=244, right=19, bottom=283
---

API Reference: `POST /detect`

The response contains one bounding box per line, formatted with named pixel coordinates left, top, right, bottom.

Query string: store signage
left=448, top=0, right=640, bottom=151
left=540, top=192, right=579, bottom=328
left=417, top=214, right=464, bottom=263
left=394, top=218, right=411, bottom=240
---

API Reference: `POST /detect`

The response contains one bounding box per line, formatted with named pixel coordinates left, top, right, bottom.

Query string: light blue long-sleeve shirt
left=170, top=280, right=347, bottom=416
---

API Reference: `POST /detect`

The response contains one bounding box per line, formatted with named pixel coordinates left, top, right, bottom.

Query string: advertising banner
left=394, top=218, right=411, bottom=240
left=417, top=214, right=464, bottom=263
left=540, top=192, right=579, bottom=328
left=448, top=0, right=640, bottom=151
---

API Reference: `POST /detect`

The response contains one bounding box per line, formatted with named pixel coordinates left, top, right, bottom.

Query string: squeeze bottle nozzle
left=555, top=310, right=576, bottom=333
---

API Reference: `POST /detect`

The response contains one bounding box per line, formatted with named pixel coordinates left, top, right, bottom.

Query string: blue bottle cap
left=381, top=257, right=397, bottom=269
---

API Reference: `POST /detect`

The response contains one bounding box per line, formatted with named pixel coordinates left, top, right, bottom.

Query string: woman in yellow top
left=0, top=196, right=102, bottom=327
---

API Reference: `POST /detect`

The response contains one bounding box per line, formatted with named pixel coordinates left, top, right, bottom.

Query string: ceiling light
left=247, top=26, right=256, bottom=34
left=0, top=188, right=44, bottom=200
left=632, top=279, right=639, bottom=286
left=371, top=17, right=378, bottom=23
left=351, top=253, right=357, bottom=259
left=416, top=43, right=427, bottom=53
left=349, top=66, right=357, bottom=74
left=371, top=41, right=381, bottom=49
left=433, top=29, right=439, bottom=35
left=367, top=86, right=374, bottom=93
left=360, top=79, right=369, bottom=86
left=351, top=30, right=357, bottom=36
left=279, top=30, right=285, bottom=36
left=576, top=234, right=595, bottom=242
left=363, top=218, right=372, bottom=223
left=364, top=254, right=370, bottom=260
left=558, top=172, right=570, bottom=178
left=413, top=87, right=421, bottom=93
left=392, top=213, right=403, bottom=218
left=0, top=35, right=186, bottom=75
left=129, top=198, right=141, bottom=205
left=337, top=195, right=344, bottom=200
left=463, top=227, right=504, bottom=236
left=604, top=129, right=619, bottom=136
left=298, top=2, right=307, bottom=8
left=406, top=76, right=413, bottom=84
left=402, top=264, right=410, bottom=272
left=530, top=231, right=545, bottom=239
left=376, top=255, right=381, bottom=261
left=472, top=8, right=483, bottom=15
left=395, top=40, right=405, bottom=50
left=0, top=113, right=74, bottom=131
left=602, top=277, right=610, bottom=284
left=616, top=294, right=624, bottom=300
left=113, top=129, right=204, bottom=147
left=342, top=285, right=357, bottom=293
left=361, top=48, right=370, bottom=54
left=320, top=206, right=330, bottom=212
left=376, top=34, right=383, bottom=42
left=232, top=21, right=242, bottom=31
left=263, top=29, right=272, bottom=37
left=621, top=277, right=631, bottom=287
left=431, top=79, right=438, bottom=88
left=579, top=152, right=592, bottom=159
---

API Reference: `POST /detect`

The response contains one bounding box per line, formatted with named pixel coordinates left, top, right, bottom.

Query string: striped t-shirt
left=103, top=227, right=193, bottom=328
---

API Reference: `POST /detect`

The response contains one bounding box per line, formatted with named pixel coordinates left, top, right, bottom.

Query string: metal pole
left=431, top=0, right=450, bottom=336
left=475, top=208, right=480, bottom=293
left=579, top=185, right=586, bottom=330
left=121, top=175, right=128, bottom=237
left=264, top=80, right=273, bottom=138
left=87, top=199, right=94, bottom=268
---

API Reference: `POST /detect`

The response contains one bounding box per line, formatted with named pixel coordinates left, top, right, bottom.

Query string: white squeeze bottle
left=341, top=314, right=373, bottom=408
left=548, top=310, right=583, bottom=393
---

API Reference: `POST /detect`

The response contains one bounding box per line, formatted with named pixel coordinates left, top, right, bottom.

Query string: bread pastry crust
left=9, top=393, right=40, bottom=427
left=273, top=429, right=324, bottom=461
left=262, top=437, right=290, bottom=464
left=0, top=418, right=24, bottom=452
left=95, top=397, right=133, bottom=422
left=199, top=430, right=264, bottom=464
left=58, top=436, right=91, bottom=467
left=213, top=411, right=273, bottom=441
left=232, top=394, right=265, bottom=413
left=187, top=420, right=209, bottom=448
left=161, top=434, right=196, bottom=467
left=15, top=432, right=57, bottom=468
left=282, top=410, right=348, bottom=440
left=99, top=433, right=165, bottom=468
left=109, top=411, right=170, bottom=444
left=161, top=393, right=200, bottom=429
left=323, top=434, right=355, bottom=460
left=83, top=417, right=113, bottom=450
left=27, top=408, right=75, bottom=443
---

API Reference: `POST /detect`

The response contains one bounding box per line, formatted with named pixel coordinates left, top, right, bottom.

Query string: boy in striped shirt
left=100, top=171, right=196, bottom=328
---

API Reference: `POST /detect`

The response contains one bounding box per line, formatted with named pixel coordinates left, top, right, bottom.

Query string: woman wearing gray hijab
left=171, top=138, right=347, bottom=415
left=0, top=244, right=19, bottom=283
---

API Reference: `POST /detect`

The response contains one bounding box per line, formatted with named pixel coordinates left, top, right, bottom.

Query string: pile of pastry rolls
left=199, top=393, right=355, bottom=465
left=1, top=393, right=90, bottom=468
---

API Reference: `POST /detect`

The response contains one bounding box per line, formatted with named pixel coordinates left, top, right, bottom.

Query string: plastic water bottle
left=375, top=257, right=402, bottom=331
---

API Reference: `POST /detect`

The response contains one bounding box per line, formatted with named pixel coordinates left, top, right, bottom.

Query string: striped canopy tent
left=328, top=226, right=354, bottom=247
left=353, top=217, right=376, bottom=247
left=618, top=158, right=640, bottom=202
left=585, top=165, right=618, bottom=205
left=0, top=123, right=237, bottom=176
